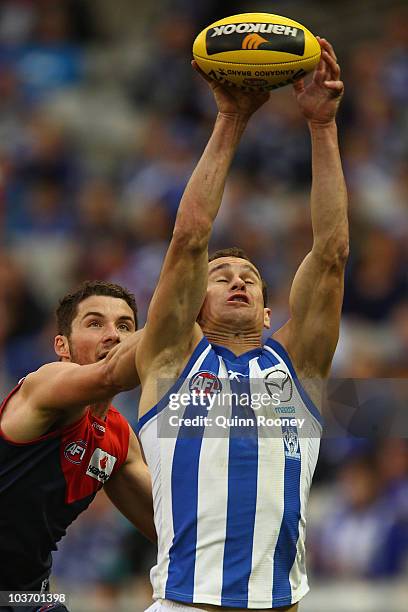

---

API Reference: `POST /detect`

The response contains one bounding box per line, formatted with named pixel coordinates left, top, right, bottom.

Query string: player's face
left=200, top=257, right=270, bottom=331
left=58, top=295, right=136, bottom=365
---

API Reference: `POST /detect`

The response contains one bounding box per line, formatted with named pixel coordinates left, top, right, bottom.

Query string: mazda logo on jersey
left=86, top=448, right=117, bottom=483
left=189, top=371, right=222, bottom=395
left=64, top=440, right=87, bottom=464
left=264, top=369, right=293, bottom=402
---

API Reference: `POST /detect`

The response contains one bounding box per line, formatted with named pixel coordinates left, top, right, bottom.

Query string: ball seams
left=193, top=51, right=321, bottom=67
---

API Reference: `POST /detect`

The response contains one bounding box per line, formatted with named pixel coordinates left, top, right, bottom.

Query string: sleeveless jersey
left=0, top=381, right=130, bottom=590
left=137, top=336, right=323, bottom=609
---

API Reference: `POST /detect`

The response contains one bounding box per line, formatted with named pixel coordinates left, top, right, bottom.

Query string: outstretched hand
left=192, top=60, right=270, bottom=119
left=293, top=38, right=344, bottom=126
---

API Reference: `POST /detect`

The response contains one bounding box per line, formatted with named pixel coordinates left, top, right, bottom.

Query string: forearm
left=104, top=330, right=142, bottom=390
left=174, top=112, right=249, bottom=246
left=106, top=483, right=156, bottom=543
left=105, top=459, right=157, bottom=544
left=309, top=122, right=349, bottom=262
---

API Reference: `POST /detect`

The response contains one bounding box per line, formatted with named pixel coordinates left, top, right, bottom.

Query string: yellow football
left=193, top=13, right=321, bottom=91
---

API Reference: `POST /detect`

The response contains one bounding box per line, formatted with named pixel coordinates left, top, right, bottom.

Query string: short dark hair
left=56, top=280, right=138, bottom=336
left=208, top=247, right=268, bottom=306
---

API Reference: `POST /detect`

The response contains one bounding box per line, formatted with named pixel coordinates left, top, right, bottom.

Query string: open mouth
left=227, top=293, right=249, bottom=304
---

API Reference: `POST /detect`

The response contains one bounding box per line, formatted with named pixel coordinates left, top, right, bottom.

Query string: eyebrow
left=209, top=262, right=261, bottom=280
left=81, top=311, right=135, bottom=325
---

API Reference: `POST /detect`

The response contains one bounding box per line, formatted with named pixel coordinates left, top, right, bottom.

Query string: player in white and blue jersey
left=136, top=38, right=347, bottom=612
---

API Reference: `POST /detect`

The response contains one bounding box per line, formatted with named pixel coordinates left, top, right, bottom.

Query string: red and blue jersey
left=0, top=381, right=130, bottom=590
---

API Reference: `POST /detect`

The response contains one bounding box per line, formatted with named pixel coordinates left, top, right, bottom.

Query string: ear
left=54, top=335, right=71, bottom=361
left=263, top=307, right=271, bottom=330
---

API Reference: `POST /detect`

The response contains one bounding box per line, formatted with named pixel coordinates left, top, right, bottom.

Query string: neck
left=202, top=327, right=263, bottom=356
left=90, top=400, right=111, bottom=420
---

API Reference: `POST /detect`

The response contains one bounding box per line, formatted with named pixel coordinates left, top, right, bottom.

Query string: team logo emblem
left=189, top=371, right=222, bottom=395
left=86, top=448, right=117, bottom=483
left=264, top=369, right=293, bottom=402
left=282, top=425, right=300, bottom=460
left=206, top=23, right=305, bottom=57
left=242, top=33, right=269, bottom=50
left=64, top=440, right=87, bottom=464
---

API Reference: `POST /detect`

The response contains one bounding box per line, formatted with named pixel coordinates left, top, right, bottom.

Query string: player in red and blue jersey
left=0, top=281, right=155, bottom=612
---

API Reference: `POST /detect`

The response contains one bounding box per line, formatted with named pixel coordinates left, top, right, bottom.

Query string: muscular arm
left=104, top=427, right=156, bottom=543
left=103, top=328, right=143, bottom=390
left=137, top=71, right=269, bottom=387
left=22, top=329, right=143, bottom=412
left=138, top=113, right=247, bottom=370
left=2, top=331, right=143, bottom=440
left=274, top=39, right=349, bottom=377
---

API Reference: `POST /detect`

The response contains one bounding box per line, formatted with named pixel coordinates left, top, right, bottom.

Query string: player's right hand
left=192, top=60, right=269, bottom=119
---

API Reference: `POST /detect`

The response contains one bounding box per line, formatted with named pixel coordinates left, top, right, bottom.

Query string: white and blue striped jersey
left=137, top=336, right=323, bottom=609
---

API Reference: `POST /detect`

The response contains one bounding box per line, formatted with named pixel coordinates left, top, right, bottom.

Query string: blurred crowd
left=0, top=0, right=407, bottom=609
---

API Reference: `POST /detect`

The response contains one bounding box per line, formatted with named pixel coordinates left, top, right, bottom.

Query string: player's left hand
left=293, top=37, right=344, bottom=126
left=192, top=60, right=270, bottom=119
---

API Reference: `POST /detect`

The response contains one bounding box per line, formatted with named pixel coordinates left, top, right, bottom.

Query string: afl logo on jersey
left=64, top=440, right=87, bottom=464
left=189, top=371, right=222, bottom=395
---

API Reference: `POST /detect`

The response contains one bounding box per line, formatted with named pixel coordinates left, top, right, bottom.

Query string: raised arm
left=274, top=39, right=349, bottom=377
left=137, top=68, right=269, bottom=384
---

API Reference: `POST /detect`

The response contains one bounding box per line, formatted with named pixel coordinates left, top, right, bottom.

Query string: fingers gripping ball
left=193, top=13, right=321, bottom=92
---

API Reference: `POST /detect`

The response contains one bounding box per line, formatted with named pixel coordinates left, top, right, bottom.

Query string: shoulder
left=107, top=406, right=131, bottom=447
left=116, top=424, right=143, bottom=468
left=108, top=404, right=121, bottom=417
left=1, top=379, right=25, bottom=411
left=108, top=405, right=130, bottom=427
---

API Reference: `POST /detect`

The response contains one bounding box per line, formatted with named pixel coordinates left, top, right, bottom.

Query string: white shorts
left=145, top=600, right=205, bottom=612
